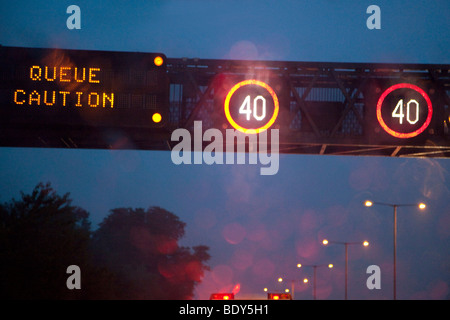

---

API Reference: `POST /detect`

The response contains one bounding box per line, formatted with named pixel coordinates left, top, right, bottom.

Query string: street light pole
left=322, top=239, right=369, bottom=299
left=344, top=243, right=348, bottom=300
left=291, top=280, right=295, bottom=300
left=297, top=263, right=333, bottom=300
left=364, top=200, right=426, bottom=300
left=313, top=265, right=317, bottom=300
left=393, top=204, right=397, bottom=300
left=276, top=277, right=307, bottom=300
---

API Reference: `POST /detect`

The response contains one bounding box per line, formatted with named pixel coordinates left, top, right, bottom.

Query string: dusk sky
left=0, top=0, right=449, bottom=300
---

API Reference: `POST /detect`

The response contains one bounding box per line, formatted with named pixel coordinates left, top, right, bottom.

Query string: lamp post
left=364, top=200, right=426, bottom=299
left=277, top=277, right=308, bottom=300
left=322, top=239, right=369, bottom=299
left=296, top=263, right=333, bottom=300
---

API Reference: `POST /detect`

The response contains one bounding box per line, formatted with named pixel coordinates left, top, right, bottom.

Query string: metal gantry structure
left=1, top=45, right=449, bottom=157
left=166, top=58, right=450, bottom=157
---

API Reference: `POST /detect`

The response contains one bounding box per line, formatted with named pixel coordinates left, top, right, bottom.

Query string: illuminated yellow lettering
left=75, top=92, right=83, bottom=107
left=89, top=68, right=100, bottom=83
left=103, top=92, right=114, bottom=108
left=88, top=92, right=99, bottom=107
left=45, top=66, right=57, bottom=81
left=14, top=89, right=26, bottom=104
left=59, top=91, right=70, bottom=106
left=30, top=66, right=42, bottom=81
left=74, top=67, right=86, bottom=82
left=44, top=91, right=56, bottom=106
left=60, top=67, right=71, bottom=82
left=29, top=90, right=41, bottom=105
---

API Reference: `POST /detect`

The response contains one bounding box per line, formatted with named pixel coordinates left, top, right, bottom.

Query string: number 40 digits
left=392, top=99, right=419, bottom=125
left=239, top=95, right=266, bottom=121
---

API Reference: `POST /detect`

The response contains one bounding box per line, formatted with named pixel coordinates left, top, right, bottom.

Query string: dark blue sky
left=0, top=0, right=449, bottom=299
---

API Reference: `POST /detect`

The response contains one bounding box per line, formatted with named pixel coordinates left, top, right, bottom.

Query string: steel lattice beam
left=1, top=46, right=449, bottom=158
left=166, top=58, right=450, bottom=158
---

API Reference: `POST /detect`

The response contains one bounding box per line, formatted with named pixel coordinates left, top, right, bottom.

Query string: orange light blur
left=363, top=241, right=369, bottom=247
left=322, top=239, right=329, bottom=245
left=154, top=56, right=164, bottom=67
left=364, top=200, right=373, bottom=207
left=418, top=203, right=426, bottom=210
left=223, top=79, right=279, bottom=134
left=152, top=112, right=162, bottom=123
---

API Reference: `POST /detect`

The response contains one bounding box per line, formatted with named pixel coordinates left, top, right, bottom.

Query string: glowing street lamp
left=364, top=200, right=373, bottom=207
left=364, top=200, right=426, bottom=299
left=322, top=239, right=370, bottom=299
left=296, top=263, right=333, bottom=300
left=277, top=277, right=308, bottom=300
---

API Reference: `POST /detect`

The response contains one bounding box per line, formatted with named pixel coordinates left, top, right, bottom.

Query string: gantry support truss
left=166, top=58, right=450, bottom=158
left=1, top=52, right=449, bottom=158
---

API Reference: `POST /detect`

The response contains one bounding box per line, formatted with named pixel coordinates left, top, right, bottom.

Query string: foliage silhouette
left=0, top=183, right=210, bottom=299
left=0, top=182, right=93, bottom=299
left=92, top=207, right=210, bottom=299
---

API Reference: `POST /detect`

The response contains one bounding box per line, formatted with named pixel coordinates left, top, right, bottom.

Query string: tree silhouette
left=0, top=182, right=94, bottom=299
left=91, top=207, right=210, bottom=299
left=0, top=183, right=210, bottom=299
